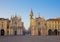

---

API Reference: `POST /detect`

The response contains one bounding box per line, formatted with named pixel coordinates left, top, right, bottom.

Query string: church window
left=38, top=22, right=40, bottom=25
left=12, top=20, right=17, bottom=24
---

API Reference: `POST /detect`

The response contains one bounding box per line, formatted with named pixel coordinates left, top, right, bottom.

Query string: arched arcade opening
left=48, top=29, right=52, bottom=35
left=0, top=29, right=5, bottom=36
left=54, top=29, right=58, bottom=35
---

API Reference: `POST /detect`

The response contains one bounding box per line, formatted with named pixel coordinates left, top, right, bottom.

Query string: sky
left=0, top=0, right=60, bottom=30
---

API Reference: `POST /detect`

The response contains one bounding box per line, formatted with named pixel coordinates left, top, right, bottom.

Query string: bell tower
left=30, top=9, right=33, bottom=19
left=30, top=9, right=33, bottom=27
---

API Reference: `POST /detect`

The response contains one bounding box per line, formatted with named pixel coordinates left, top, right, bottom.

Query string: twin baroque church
left=0, top=9, right=60, bottom=36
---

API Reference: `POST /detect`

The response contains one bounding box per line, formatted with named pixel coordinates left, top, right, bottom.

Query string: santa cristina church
left=0, top=15, right=24, bottom=36
left=0, top=9, right=60, bottom=36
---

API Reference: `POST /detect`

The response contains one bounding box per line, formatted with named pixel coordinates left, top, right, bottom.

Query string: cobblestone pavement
left=0, top=36, right=60, bottom=42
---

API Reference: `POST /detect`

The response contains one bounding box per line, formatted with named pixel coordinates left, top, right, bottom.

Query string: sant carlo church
left=29, top=10, right=60, bottom=36
left=30, top=10, right=46, bottom=36
left=0, top=10, right=60, bottom=36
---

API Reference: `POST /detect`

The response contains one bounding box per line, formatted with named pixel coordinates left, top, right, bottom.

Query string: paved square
left=0, top=36, right=60, bottom=42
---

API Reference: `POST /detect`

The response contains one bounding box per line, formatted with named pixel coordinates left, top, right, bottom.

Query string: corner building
left=46, top=18, right=60, bottom=35
left=0, top=18, right=9, bottom=36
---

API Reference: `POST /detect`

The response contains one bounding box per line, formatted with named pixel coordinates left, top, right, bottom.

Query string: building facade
left=0, top=15, right=25, bottom=36
left=0, top=18, right=9, bottom=36
left=9, top=15, right=24, bottom=35
left=0, top=12, right=60, bottom=36
left=30, top=10, right=46, bottom=36
left=46, top=18, right=60, bottom=35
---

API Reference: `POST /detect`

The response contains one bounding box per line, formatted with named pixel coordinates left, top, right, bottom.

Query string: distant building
left=46, top=18, right=60, bottom=35
left=0, top=18, right=9, bottom=36
left=30, top=10, right=46, bottom=36
left=9, top=15, right=24, bottom=35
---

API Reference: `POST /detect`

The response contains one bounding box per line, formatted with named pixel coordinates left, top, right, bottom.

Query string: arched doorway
left=38, top=30, right=41, bottom=36
left=1, top=29, right=5, bottom=36
left=48, top=29, right=52, bottom=35
left=54, top=29, right=58, bottom=35
left=14, top=31, right=17, bottom=35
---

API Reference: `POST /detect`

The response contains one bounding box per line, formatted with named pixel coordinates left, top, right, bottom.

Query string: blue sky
left=0, top=0, right=60, bottom=30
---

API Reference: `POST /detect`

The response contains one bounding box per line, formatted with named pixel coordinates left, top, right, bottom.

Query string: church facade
left=30, top=10, right=47, bottom=36
left=9, top=15, right=24, bottom=35
left=0, top=15, right=24, bottom=36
